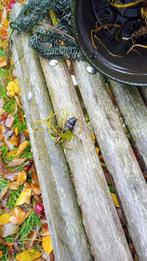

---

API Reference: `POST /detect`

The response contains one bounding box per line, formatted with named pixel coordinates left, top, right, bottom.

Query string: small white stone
left=86, top=65, right=96, bottom=74
left=27, top=92, right=33, bottom=101
left=49, top=59, right=58, bottom=67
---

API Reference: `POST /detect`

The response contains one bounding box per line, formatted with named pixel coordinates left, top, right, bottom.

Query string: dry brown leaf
left=8, top=158, right=26, bottom=167
left=5, top=114, right=14, bottom=128
left=2, top=223, right=18, bottom=237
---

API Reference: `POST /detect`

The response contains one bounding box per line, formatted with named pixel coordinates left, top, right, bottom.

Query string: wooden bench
left=11, top=4, right=147, bottom=261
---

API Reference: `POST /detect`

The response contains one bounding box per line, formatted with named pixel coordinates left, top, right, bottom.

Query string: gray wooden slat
left=74, top=61, right=147, bottom=261
left=109, top=80, right=147, bottom=167
left=40, top=58, right=132, bottom=261
left=11, top=4, right=93, bottom=261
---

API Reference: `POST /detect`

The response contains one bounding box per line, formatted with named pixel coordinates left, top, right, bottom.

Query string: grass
left=0, top=145, right=9, bottom=160
left=0, top=178, right=8, bottom=194
left=0, top=86, right=7, bottom=99
left=6, top=185, right=23, bottom=209
left=3, top=97, right=16, bottom=114
left=0, top=48, right=6, bottom=57
left=0, top=245, right=8, bottom=261
left=0, top=86, right=16, bottom=114
left=13, top=113, right=27, bottom=134
left=17, top=211, right=41, bottom=245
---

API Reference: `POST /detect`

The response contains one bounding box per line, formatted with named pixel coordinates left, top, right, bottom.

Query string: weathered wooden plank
left=40, top=58, right=132, bottom=260
left=74, top=61, right=147, bottom=261
left=11, top=4, right=93, bottom=261
left=109, top=80, right=147, bottom=167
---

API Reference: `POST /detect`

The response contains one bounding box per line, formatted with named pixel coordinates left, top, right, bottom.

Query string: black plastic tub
left=73, top=0, right=147, bottom=86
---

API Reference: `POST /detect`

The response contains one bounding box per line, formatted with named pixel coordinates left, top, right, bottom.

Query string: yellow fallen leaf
left=96, top=147, right=100, bottom=155
left=17, top=171, right=27, bottom=185
left=42, top=235, right=53, bottom=255
left=14, top=127, right=19, bottom=136
left=16, top=141, right=29, bottom=156
left=16, top=249, right=41, bottom=261
left=10, top=207, right=30, bottom=225
left=111, top=193, right=120, bottom=208
left=0, top=213, right=11, bottom=225
left=6, top=79, right=20, bottom=97
left=15, top=188, right=32, bottom=206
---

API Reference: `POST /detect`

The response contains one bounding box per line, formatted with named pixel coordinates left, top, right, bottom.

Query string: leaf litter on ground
left=0, top=1, right=54, bottom=260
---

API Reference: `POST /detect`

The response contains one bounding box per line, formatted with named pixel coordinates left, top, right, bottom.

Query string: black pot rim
left=73, top=0, right=147, bottom=86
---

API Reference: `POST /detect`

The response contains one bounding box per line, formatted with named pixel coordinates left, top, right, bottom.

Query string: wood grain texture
left=40, top=58, right=132, bottom=261
left=11, top=4, right=93, bottom=261
left=109, top=80, right=147, bottom=167
left=74, top=61, right=147, bottom=261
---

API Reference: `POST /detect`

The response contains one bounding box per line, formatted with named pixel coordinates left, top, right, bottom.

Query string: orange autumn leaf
left=0, top=250, right=2, bottom=258
left=16, top=140, right=29, bottom=156
left=31, top=184, right=41, bottom=195
left=2, top=18, right=9, bottom=28
left=16, top=249, right=41, bottom=261
left=9, top=181, right=19, bottom=190
left=0, top=125, right=4, bottom=140
left=7, top=150, right=17, bottom=159
left=9, top=134, right=20, bottom=146
left=16, top=171, right=27, bottom=185
left=10, top=207, right=30, bottom=225
left=42, top=235, right=53, bottom=255
left=0, top=57, right=7, bottom=68
left=15, top=188, right=32, bottom=206
left=0, top=213, right=11, bottom=225
left=14, top=127, right=19, bottom=136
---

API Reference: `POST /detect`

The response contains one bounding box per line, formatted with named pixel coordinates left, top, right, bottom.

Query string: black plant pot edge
left=72, top=0, right=147, bottom=87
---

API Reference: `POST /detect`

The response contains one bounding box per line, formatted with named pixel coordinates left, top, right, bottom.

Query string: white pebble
left=86, top=65, right=96, bottom=74
left=27, top=92, right=33, bottom=101
left=49, top=59, right=58, bottom=67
